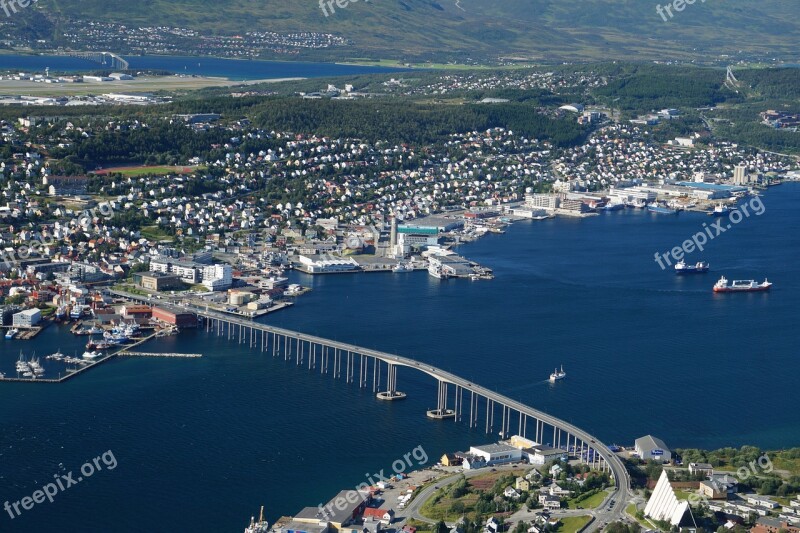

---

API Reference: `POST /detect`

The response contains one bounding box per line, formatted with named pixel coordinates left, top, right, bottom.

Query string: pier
left=119, top=352, right=202, bottom=358
left=108, top=289, right=631, bottom=496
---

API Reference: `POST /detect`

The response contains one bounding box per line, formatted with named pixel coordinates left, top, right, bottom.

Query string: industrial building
left=296, top=255, right=360, bottom=274
left=468, top=443, right=523, bottom=466
left=635, top=434, right=671, bottom=462
left=12, top=308, right=41, bottom=328
left=151, top=307, right=198, bottom=328
left=121, top=305, right=153, bottom=320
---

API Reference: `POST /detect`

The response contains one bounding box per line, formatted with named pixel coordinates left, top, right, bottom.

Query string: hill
left=13, top=0, right=800, bottom=62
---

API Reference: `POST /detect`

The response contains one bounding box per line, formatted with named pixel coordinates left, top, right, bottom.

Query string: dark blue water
left=0, top=54, right=405, bottom=80
left=1, top=184, right=798, bottom=531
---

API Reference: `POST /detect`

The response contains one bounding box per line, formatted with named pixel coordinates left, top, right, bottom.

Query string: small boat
left=244, top=506, right=269, bottom=533
left=392, top=262, right=414, bottom=273
left=82, top=350, right=103, bottom=360
left=549, top=365, right=566, bottom=382
left=675, top=260, right=710, bottom=274
left=15, top=353, right=28, bottom=373
left=5, top=328, right=18, bottom=340
left=713, top=276, right=772, bottom=293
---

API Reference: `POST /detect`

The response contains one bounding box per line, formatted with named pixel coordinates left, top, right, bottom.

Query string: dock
left=0, top=329, right=195, bottom=384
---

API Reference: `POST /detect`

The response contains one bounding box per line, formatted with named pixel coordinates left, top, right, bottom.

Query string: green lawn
left=567, top=490, right=608, bottom=509
left=555, top=515, right=592, bottom=533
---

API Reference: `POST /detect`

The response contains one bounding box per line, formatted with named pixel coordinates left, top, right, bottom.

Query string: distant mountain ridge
left=32, top=0, right=800, bottom=62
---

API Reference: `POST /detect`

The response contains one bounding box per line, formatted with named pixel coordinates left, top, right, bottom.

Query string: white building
left=525, top=193, right=560, bottom=210
left=469, top=443, right=522, bottom=466
left=644, top=471, right=693, bottom=527
left=635, top=435, right=671, bottom=462
left=297, top=255, right=360, bottom=274
left=202, top=264, right=233, bottom=291
left=13, top=308, right=41, bottom=328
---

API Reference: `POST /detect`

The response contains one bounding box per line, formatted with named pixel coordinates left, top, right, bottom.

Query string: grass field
left=567, top=490, right=608, bottom=509
left=94, top=165, right=200, bottom=177
left=419, top=471, right=518, bottom=522
left=555, top=515, right=592, bottom=533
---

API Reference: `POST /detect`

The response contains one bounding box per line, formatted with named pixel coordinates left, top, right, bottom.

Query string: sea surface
left=1, top=184, right=798, bottom=531
left=0, top=54, right=405, bottom=80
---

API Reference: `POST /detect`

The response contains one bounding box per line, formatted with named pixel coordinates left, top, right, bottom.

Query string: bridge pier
left=377, top=363, right=406, bottom=401
left=426, top=380, right=455, bottom=419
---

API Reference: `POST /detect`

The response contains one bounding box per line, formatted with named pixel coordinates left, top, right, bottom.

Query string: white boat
left=5, top=328, right=19, bottom=340
left=549, top=365, right=566, bottom=382
left=428, top=263, right=450, bottom=279
left=29, top=357, right=45, bottom=375
left=82, top=350, right=102, bottom=360
left=15, top=353, right=28, bottom=373
left=46, top=349, right=65, bottom=361
left=393, top=262, right=414, bottom=273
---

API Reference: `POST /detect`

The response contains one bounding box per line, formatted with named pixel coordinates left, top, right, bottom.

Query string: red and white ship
left=713, top=276, right=772, bottom=293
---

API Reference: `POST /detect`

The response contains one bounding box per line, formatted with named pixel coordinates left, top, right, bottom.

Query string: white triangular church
left=644, top=471, right=693, bottom=526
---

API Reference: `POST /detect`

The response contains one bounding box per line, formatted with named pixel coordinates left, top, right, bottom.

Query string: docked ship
left=601, top=201, right=625, bottom=212
left=5, top=328, right=18, bottom=340
left=244, top=507, right=269, bottom=533
left=675, top=260, right=710, bottom=274
left=713, top=276, right=772, bottom=293
left=393, top=262, right=414, bottom=273
left=428, top=263, right=450, bottom=280
left=549, top=365, right=566, bottom=382
left=55, top=305, right=67, bottom=321
left=647, top=203, right=678, bottom=215
left=710, top=204, right=733, bottom=216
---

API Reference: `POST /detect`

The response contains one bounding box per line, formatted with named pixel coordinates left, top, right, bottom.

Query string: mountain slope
left=27, top=0, right=800, bottom=62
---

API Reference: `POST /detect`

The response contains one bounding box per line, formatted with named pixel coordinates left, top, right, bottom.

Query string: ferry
left=5, top=328, right=19, bottom=340
left=647, top=203, right=678, bottom=215
left=549, top=365, right=566, bottom=382
left=675, top=260, right=710, bottom=274
left=428, top=263, right=450, bottom=280
left=713, top=276, right=772, bottom=293
left=392, top=262, right=414, bottom=273
left=244, top=506, right=269, bottom=533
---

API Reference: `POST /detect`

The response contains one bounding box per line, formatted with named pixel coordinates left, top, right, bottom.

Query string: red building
left=151, top=307, right=197, bottom=328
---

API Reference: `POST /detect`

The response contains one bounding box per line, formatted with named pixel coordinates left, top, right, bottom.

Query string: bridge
left=56, top=51, right=129, bottom=71
left=111, top=290, right=632, bottom=520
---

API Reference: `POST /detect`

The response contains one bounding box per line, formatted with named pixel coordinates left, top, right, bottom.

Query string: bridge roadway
left=111, top=290, right=632, bottom=524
